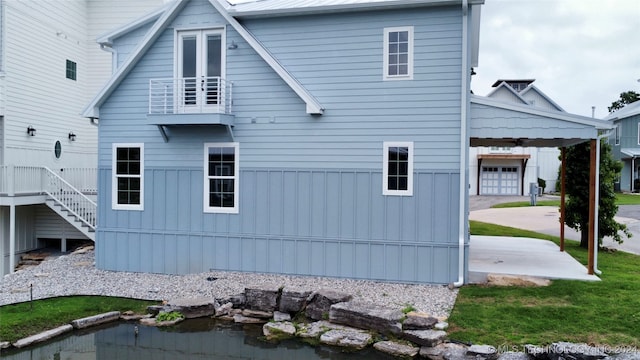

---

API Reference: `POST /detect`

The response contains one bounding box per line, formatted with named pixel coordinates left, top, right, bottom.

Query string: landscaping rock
left=609, top=352, right=640, bottom=360
left=498, top=352, right=532, bottom=360
left=140, top=316, right=183, bottom=327
left=147, top=305, right=163, bottom=316
left=0, top=341, right=10, bottom=349
left=164, top=297, right=218, bottom=319
left=329, top=301, right=403, bottom=335
left=467, top=344, right=498, bottom=360
left=221, top=293, right=245, bottom=308
left=233, top=313, right=268, bottom=324
left=279, top=288, right=312, bottom=313
left=305, top=288, right=352, bottom=320
left=13, top=324, right=73, bottom=348
left=241, top=309, right=273, bottom=319
left=320, top=329, right=372, bottom=350
left=120, top=311, right=152, bottom=321
left=434, top=321, right=449, bottom=331
left=245, top=287, right=279, bottom=312
left=214, top=302, right=233, bottom=317
left=403, top=311, right=439, bottom=330
left=71, top=311, right=121, bottom=329
left=263, top=321, right=296, bottom=340
left=273, top=311, right=291, bottom=322
left=403, top=329, right=447, bottom=347
left=374, top=340, right=419, bottom=358
left=297, top=320, right=349, bottom=339
left=524, top=344, right=547, bottom=359
left=419, top=342, right=468, bottom=360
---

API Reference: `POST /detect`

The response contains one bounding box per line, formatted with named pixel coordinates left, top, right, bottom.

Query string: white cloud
left=472, top=0, right=640, bottom=118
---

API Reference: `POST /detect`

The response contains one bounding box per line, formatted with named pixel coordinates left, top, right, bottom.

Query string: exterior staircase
left=42, top=167, right=96, bottom=241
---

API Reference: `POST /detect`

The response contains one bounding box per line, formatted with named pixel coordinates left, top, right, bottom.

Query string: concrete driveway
left=469, top=196, right=640, bottom=255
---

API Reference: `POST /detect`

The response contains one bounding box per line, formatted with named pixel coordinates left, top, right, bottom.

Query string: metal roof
left=604, top=100, right=640, bottom=121
left=227, top=0, right=483, bottom=16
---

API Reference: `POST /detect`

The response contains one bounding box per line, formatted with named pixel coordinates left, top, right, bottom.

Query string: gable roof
left=604, top=100, right=640, bottom=121
left=95, top=2, right=170, bottom=46
left=485, top=81, right=529, bottom=105
left=519, top=85, right=565, bottom=112
left=83, top=0, right=324, bottom=118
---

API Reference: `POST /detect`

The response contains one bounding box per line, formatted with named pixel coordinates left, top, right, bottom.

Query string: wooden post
left=560, top=147, right=566, bottom=252
left=588, top=139, right=596, bottom=275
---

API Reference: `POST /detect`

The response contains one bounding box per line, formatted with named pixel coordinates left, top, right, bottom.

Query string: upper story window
left=112, top=144, right=144, bottom=210
left=383, top=26, right=414, bottom=81
left=614, top=124, right=620, bottom=145
left=204, top=143, right=239, bottom=213
left=66, top=60, right=77, bottom=81
left=383, top=141, right=413, bottom=196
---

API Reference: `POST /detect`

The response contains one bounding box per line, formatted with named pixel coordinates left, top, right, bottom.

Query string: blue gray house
left=606, top=101, right=640, bottom=192
left=83, top=0, right=612, bottom=284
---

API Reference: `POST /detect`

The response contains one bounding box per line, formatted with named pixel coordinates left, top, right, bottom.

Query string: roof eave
left=95, top=3, right=171, bottom=45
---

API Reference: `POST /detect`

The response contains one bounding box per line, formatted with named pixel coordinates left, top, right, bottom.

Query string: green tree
left=563, top=140, right=631, bottom=248
left=608, top=90, right=640, bottom=113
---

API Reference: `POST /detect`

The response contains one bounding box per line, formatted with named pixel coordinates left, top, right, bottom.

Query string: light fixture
left=68, top=132, right=76, bottom=141
left=228, top=41, right=238, bottom=50
left=27, top=126, right=36, bottom=136
left=470, top=68, right=477, bottom=76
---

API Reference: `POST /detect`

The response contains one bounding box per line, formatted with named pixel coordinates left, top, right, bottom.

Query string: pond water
left=2, top=319, right=395, bottom=359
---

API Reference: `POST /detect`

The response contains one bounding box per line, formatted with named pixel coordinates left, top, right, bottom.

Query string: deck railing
left=149, top=76, right=232, bottom=115
left=42, top=167, right=96, bottom=230
left=0, top=165, right=97, bottom=196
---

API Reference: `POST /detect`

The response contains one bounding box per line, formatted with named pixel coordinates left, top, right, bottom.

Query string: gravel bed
left=0, top=249, right=458, bottom=318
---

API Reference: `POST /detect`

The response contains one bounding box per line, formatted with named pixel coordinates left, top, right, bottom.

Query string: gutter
left=453, top=0, right=469, bottom=287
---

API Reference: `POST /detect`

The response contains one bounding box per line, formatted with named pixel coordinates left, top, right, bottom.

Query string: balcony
left=148, top=76, right=233, bottom=125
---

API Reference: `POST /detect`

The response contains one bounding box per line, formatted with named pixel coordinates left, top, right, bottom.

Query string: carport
left=469, top=95, right=615, bottom=277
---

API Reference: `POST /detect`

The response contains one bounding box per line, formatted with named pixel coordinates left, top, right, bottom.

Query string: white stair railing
left=42, top=167, right=96, bottom=230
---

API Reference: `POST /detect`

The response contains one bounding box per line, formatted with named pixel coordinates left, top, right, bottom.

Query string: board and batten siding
left=1, top=205, right=38, bottom=274
left=96, top=0, right=465, bottom=283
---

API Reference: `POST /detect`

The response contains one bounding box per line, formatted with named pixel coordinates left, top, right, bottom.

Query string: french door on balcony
left=177, top=29, right=224, bottom=113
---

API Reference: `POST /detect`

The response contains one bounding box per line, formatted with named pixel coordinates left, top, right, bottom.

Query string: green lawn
left=491, top=193, right=640, bottom=209
left=0, top=296, right=157, bottom=344
left=447, top=221, right=640, bottom=347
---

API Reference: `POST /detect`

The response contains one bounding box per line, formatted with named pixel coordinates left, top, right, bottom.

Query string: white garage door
left=480, top=166, right=519, bottom=195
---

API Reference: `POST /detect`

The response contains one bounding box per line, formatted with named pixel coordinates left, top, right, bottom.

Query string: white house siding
left=0, top=205, right=37, bottom=274
left=520, top=90, right=559, bottom=111
left=94, top=0, right=467, bottom=283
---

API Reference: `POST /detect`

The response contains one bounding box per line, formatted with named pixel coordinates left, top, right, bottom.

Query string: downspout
left=454, top=0, right=469, bottom=287
left=593, top=130, right=613, bottom=276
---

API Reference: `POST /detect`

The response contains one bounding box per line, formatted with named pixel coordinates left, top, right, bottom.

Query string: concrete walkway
left=466, top=195, right=640, bottom=282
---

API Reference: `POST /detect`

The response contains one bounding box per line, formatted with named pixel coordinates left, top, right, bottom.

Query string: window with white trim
left=383, top=26, right=414, bottom=80
left=637, top=123, right=640, bottom=145
left=112, top=144, right=143, bottom=210
left=383, top=142, right=413, bottom=196
left=615, top=124, right=620, bottom=145
left=204, top=143, right=239, bottom=213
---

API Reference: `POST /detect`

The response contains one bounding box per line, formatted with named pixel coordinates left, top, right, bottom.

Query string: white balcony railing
left=149, top=76, right=232, bottom=115
left=0, top=166, right=97, bottom=196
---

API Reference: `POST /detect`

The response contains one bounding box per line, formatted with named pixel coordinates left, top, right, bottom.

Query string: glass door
left=177, top=30, right=223, bottom=113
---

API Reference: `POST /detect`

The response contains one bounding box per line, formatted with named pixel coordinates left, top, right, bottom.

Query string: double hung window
left=383, top=26, right=414, bottom=80
left=204, top=143, right=239, bottom=213
left=383, top=142, right=414, bottom=196
left=112, top=144, right=144, bottom=210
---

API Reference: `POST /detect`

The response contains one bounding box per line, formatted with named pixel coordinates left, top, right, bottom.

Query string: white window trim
left=112, top=143, right=144, bottom=211
left=174, top=27, right=226, bottom=80
left=383, top=141, right=414, bottom=196
left=383, top=26, right=414, bottom=81
left=614, top=124, right=620, bottom=146
left=204, top=142, right=239, bottom=214
left=637, top=123, right=640, bottom=145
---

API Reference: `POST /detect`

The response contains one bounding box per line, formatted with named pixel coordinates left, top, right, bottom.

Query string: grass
left=0, top=296, right=157, bottom=343
left=491, top=193, right=640, bottom=208
left=447, top=221, right=640, bottom=347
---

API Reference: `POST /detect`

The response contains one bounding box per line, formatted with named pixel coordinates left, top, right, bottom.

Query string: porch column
left=560, top=147, right=566, bottom=252
left=588, top=139, right=596, bottom=275
left=9, top=203, right=15, bottom=273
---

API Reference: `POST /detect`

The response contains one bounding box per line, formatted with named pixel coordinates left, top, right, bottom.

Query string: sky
left=472, top=0, right=640, bottom=119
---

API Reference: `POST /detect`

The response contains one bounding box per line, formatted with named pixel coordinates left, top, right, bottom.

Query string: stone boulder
left=233, top=313, right=269, bottom=324
left=279, top=288, right=312, bottom=313
left=319, top=329, right=372, bottom=350
left=297, top=320, right=349, bottom=339
left=549, top=342, right=608, bottom=360
left=71, top=311, right=121, bottom=329
left=329, top=301, right=403, bottom=335
left=374, top=341, right=419, bottom=358
left=273, top=311, right=291, bottom=322
left=245, top=287, right=279, bottom=312
left=403, top=329, right=447, bottom=347
left=164, top=297, right=218, bottom=319
left=263, top=321, right=297, bottom=340
left=420, top=342, right=468, bottom=360
left=305, top=288, right=352, bottom=320
left=467, top=345, right=498, bottom=360
left=498, top=352, right=532, bottom=360
left=403, top=312, right=439, bottom=330
left=241, top=309, right=273, bottom=319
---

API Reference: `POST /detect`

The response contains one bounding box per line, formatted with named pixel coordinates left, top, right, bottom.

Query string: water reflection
left=2, top=319, right=395, bottom=359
